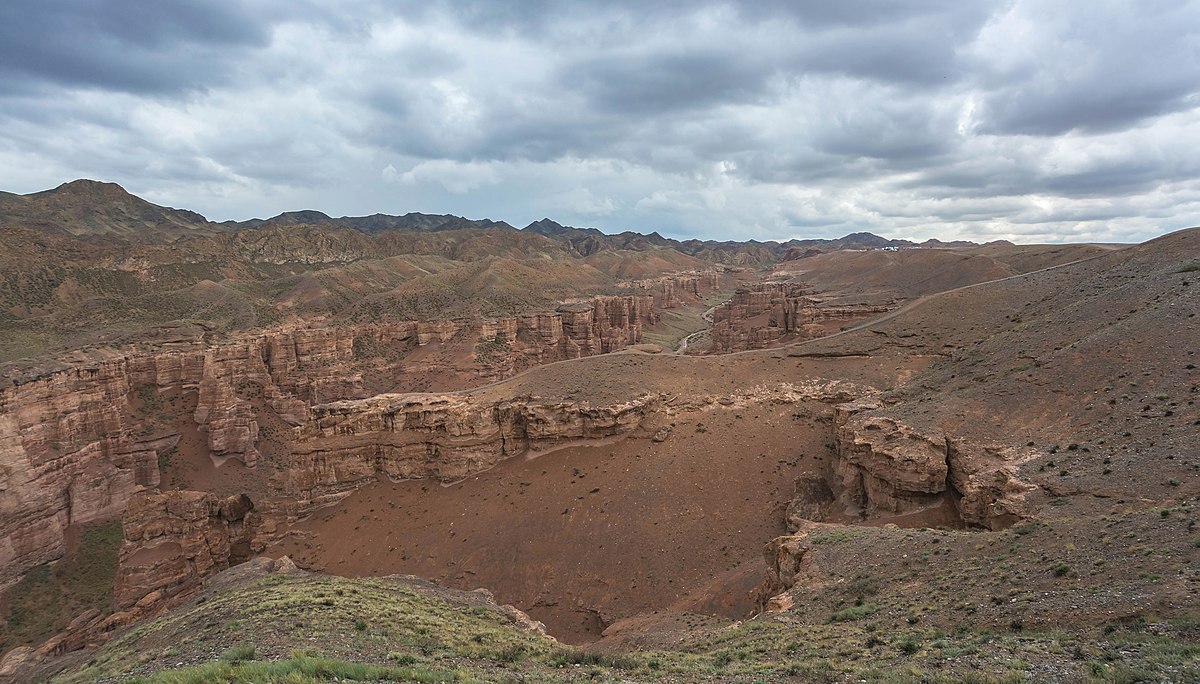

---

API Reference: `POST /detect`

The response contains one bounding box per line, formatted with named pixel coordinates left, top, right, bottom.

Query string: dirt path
left=674, top=300, right=723, bottom=354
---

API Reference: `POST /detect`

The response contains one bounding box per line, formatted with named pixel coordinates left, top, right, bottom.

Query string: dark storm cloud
left=738, top=0, right=989, bottom=28
left=560, top=49, right=773, bottom=115
left=969, top=0, right=1200, bottom=136
left=0, top=0, right=272, bottom=94
left=1041, top=161, right=1194, bottom=199
left=0, top=0, right=1197, bottom=243
left=980, top=81, right=1199, bottom=137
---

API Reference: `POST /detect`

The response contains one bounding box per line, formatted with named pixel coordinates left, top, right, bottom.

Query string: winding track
left=786, top=251, right=1110, bottom=347
left=674, top=300, right=724, bottom=354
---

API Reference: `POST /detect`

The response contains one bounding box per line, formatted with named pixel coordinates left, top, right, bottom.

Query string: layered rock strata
left=476, top=295, right=658, bottom=374
left=617, top=269, right=724, bottom=308
left=279, top=392, right=660, bottom=509
left=711, top=283, right=891, bottom=352
left=0, top=295, right=655, bottom=587
left=113, top=489, right=259, bottom=611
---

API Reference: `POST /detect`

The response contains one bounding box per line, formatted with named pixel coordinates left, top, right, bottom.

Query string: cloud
left=968, top=0, right=1200, bottom=135
left=542, top=188, right=617, bottom=216
left=0, top=0, right=1196, bottom=245
left=0, top=0, right=273, bottom=95
left=392, top=159, right=501, bottom=194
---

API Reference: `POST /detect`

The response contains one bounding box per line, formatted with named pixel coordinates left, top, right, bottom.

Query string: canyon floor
left=0, top=183, right=1197, bottom=683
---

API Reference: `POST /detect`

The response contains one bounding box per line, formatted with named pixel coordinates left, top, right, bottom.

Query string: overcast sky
left=1, top=1, right=1198, bottom=243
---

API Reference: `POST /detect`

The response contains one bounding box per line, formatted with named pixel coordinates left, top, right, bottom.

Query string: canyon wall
left=476, top=295, right=657, bottom=376
left=617, top=269, right=724, bottom=309
left=99, top=392, right=661, bottom=619
left=711, top=283, right=891, bottom=352
left=0, top=295, right=654, bottom=587
left=279, top=392, right=660, bottom=509
left=113, top=490, right=258, bottom=611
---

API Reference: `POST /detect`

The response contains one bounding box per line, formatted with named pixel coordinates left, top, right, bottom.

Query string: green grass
left=830, top=603, right=882, bottom=622
left=57, top=574, right=558, bottom=683
left=1176, top=260, right=1200, bottom=273
left=48, top=570, right=1200, bottom=684
left=0, top=520, right=122, bottom=653
left=125, top=655, right=465, bottom=683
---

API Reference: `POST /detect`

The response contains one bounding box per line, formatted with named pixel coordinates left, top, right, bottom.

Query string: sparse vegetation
left=124, top=655, right=461, bottom=683
left=473, top=335, right=511, bottom=366
left=0, top=520, right=122, bottom=654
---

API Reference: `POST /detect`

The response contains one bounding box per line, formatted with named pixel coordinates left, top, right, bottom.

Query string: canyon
left=0, top=293, right=666, bottom=590
left=0, top=182, right=1196, bottom=683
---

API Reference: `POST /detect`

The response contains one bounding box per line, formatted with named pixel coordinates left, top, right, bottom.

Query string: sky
left=1, top=1, right=1198, bottom=244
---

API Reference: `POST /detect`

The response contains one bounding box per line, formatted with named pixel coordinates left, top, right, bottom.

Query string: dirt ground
left=272, top=400, right=837, bottom=643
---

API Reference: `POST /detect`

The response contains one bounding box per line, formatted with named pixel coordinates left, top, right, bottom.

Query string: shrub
left=492, top=644, right=527, bottom=663
left=386, top=653, right=417, bottom=665
left=219, top=644, right=255, bottom=663
left=830, top=603, right=880, bottom=622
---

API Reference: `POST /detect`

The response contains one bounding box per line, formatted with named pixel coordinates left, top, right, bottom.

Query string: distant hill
left=1, top=179, right=973, bottom=264
left=0, top=180, right=216, bottom=241
left=231, top=211, right=515, bottom=234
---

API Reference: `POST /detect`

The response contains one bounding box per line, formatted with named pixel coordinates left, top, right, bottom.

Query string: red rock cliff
left=711, top=283, right=890, bottom=352
left=0, top=295, right=656, bottom=587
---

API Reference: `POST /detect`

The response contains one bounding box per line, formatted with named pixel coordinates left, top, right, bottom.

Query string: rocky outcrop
left=711, top=283, right=890, bottom=352
left=784, top=474, right=837, bottom=530
left=280, top=393, right=659, bottom=507
left=946, top=439, right=1042, bottom=530
left=832, top=400, right=949, bottom=514
left=1, top=490, right=259, bottom=665
left=476, top=295, right=658, bottom=374
left=829, top=399, right=1039, bottom=529
left=4, top=555, right=300, bottom=679
left=763, top=520, right=841, bottom=593
left=113, top=489, right=259, bottom=611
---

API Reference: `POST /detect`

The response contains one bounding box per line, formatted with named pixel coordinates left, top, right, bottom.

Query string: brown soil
left=773, top=243, right=1118, bottom=302
left=272, top=400, right=836, bottom=643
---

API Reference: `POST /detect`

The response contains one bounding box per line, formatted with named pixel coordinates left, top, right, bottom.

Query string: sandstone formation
left=829, top=399, right=1040, bottom=529
left=100, top=390, right=664, bottom=624
left=114, top=489, right=259, bottom=611
left=710, top=283, right=891, bottom=352
left=0, top=363, right=168, bottom=588
left=281, top=392, right=661, bottom=508
left=3, top=554, right=301, bottom=678
left=617, top=269, right=724, bottom=308
left=762, top=520, right=841, bottom=594
left=476, top=295, right=658, bottom=375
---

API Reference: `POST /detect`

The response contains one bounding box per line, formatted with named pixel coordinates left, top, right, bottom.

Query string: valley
left=0, top=182, right=1196, bottom=683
